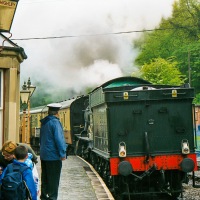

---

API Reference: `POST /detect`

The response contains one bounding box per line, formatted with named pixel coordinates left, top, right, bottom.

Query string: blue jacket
left=40, top=115, right=67, bottom=160
left=2, top=160, right=37, bottom=200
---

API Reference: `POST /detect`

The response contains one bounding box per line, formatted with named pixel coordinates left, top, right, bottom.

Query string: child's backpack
left=1, top=164, right=29, bottom=200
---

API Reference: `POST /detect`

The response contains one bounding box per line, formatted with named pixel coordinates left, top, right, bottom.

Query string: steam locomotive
left=23, top=76, right=198, bottom=199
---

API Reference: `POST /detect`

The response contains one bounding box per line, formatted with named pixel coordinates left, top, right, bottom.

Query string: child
left=1, top=145, right=37, bottom=200
left=25, top=152, right=40, bottom=197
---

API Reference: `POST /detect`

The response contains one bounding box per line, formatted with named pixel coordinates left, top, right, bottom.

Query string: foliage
left=133, top=0, right=200, bottom=93
left=194, top=93, right=200, bottom=105
left=173, top=41, right=200, bottom=91
left=138, top=58, right=185, bottom=85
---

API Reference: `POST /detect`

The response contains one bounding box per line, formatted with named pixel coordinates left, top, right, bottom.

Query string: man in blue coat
left=40, top=103, right=67, bottom=200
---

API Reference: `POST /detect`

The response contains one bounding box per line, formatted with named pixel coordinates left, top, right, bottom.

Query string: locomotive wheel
left=74, top=140, right=83, bottom=156
left=166, top=170, right=182, bottom=200
left=171, top=180, right=182, bottom=199
left=102, top=162, right=112, bottom=187
left=106, top=173, right=113, bottom=189
left=89, top=152, right=98, bottom=170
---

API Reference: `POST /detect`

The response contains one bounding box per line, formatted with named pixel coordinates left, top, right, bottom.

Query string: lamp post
left=0, top=0, right=19, bottom=33
left=0, top=0, right=21, bottom=49
left=20, top=82, right=30, bottom=143
left=20, top=78, right=36, bottom=144
left=27, top=77, right=36, bottom=145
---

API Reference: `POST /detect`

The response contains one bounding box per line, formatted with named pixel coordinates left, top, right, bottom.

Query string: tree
left=173, top=41, right=200, bottom=91
left=136, top=58, right=185, bottom=85
left=194, top=93, right=200, bottom=104
left=133, top=0, right=200, bottom=102
left=134, top=0, right=200, bottom=66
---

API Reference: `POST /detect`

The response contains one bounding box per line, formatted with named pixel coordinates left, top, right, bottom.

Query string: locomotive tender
left=25, top=76, right=198, bottom=199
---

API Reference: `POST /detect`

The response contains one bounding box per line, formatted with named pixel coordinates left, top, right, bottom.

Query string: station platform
left=36, top=156, right=114, bottom=200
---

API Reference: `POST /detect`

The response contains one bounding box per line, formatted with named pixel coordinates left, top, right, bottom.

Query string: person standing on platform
left=0, top=141, right=38, bottom=175
left=40, top=103, right=67, bottom=200
left=1, top=145, right=37, bottom=200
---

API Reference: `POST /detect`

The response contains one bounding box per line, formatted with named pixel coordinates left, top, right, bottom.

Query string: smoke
left=11, top=0, right=175, bottom=99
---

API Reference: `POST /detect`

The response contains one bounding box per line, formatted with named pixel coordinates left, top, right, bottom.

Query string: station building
left=0, top=36, right=27, bottom=146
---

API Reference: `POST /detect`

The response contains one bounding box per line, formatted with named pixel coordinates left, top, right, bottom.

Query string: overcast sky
left=8, top=0, right=175, bottom=97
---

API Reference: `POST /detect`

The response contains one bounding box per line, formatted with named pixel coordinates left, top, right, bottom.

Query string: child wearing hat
left=0, top=145, right=37, bottom=200
left=0, top=141, right=39, bottom=196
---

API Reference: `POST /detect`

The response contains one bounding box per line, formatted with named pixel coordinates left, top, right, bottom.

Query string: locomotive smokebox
left=180, top=158, right=195, bottom=172
left=118, top=161, right=132, bottom=176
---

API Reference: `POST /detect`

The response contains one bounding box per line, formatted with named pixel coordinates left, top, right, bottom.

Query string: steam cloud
left=11, top=0, right=174, bottom=99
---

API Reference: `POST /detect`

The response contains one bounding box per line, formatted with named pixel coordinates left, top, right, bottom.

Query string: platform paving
left=36, top=155, right=114, bottom=200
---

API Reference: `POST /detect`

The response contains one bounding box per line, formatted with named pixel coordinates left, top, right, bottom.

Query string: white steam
left=11, top=0, right=175, bottom=97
